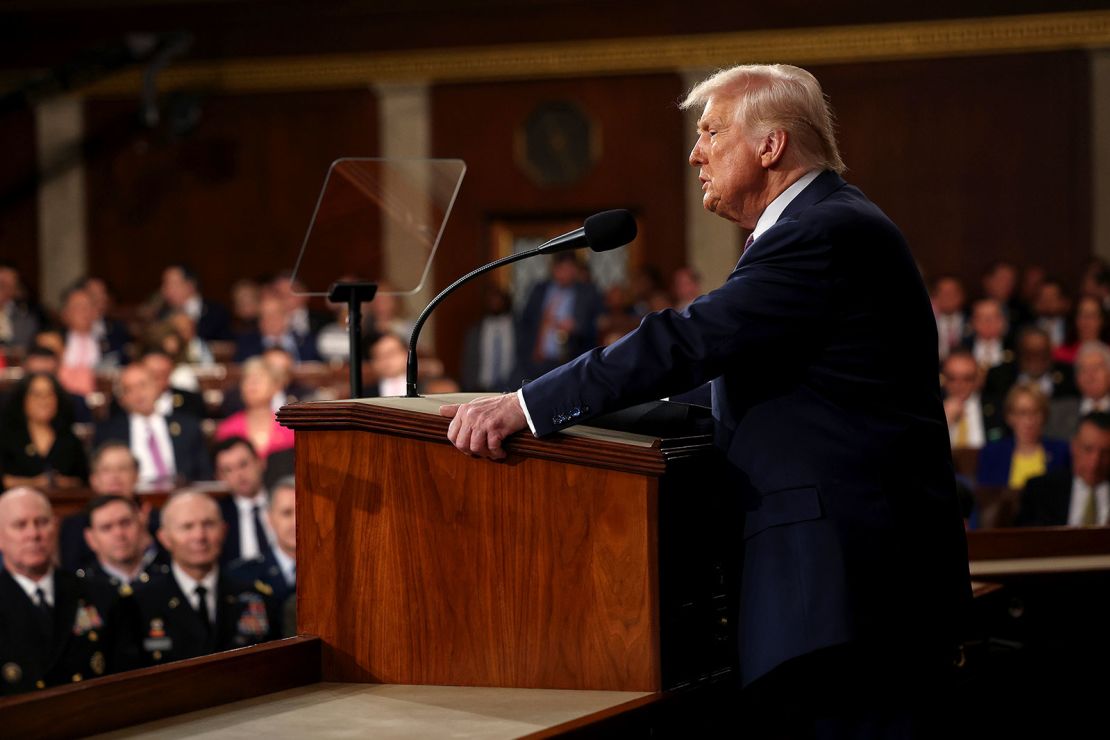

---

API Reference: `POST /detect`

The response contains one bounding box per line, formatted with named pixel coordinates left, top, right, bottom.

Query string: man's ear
left=758, top=130, right=789, bottom=169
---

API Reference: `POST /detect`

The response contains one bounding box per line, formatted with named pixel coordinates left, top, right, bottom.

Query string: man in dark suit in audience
left=983, top=327, right=1077, bottom=409
left=1018, top=412, right=1110, bottom=527
left=1046, top=341, right=1110, bottom=440
left=142, top=349, right=206, bottom=419
left=942, top=350, right=1000, bottom=448
left=0, top=487, right=132, bottom=694
left=516, top=252, right=601, bottom=380
left=441, top=64, right=970, bottom=737
left=159, top=264, right=232, bottom=342
left=212, top=437, right=274, bottom=565
left=229, top=476, right=296, bottom=636
left=234, top=294, right=320, bottom=364
left=94, top=363, right=212, bottom=486
left=131, top=490, right=278, bottom=666
left=961, top=298, right=1012, bottom=371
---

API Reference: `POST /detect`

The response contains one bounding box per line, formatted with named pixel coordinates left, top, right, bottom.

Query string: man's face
left=215, top=444, right=264, bottom=499
left=268, top=486, right=296, bottom=556
left=1072, top=422, right=1110, bottom=487
left=0, top=491, right=56, bottom=578
left=63, top=290, right=96, bottom=332
left=370, top=336, right=407, bottom=379
left=1034, top=284, right=1069, bottom=318
left=0, top=268, right=16, bottom=305
left=119, top=366, right=157, bottom=416
left=161, top=268, right=194, bottom=308
left=689, top=95, right=767, bottom=228
left=971, top=301, right=1006, bottom=341
left=1018, top=334, right=1052, bottom=378
left=1077, top=351, right=1110, bottom=400
left=942, top=356, right=980, bottom=402
left=933, top=279, right=964, bottom=315
left=90, top=447, right=140, bottom=496
left=85, top=500, right=143, bottom=568
left=983, top=265, right=1017, bottom=302
left=158, top=495, right=225, bottom=572
left=258, top=297, right=289, bottom=338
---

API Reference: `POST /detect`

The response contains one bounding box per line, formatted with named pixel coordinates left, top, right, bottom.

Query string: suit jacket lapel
left=47, top=572, right=77, bottom=671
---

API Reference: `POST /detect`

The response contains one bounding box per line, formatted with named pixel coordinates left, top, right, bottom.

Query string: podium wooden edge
left=277, top=400, right=720, bottom=476
left=0, top=636, right=322, bottom=739
left=967, top=526, right=1110, bottom=561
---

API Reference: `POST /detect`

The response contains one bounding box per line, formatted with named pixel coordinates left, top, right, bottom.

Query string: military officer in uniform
left=79, top=494, right=167, bottom=592
left=229, top=476, right=296, bottom=636
left=0, top=487, right=132, bottom=695
left=132, top=490, right=278, bottom=666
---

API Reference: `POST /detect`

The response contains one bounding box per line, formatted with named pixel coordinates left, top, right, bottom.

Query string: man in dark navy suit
left=441, top=64, right=971, bottom=736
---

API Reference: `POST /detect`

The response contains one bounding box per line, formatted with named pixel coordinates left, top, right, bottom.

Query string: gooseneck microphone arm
left=405, top=246, right=546, bottom=398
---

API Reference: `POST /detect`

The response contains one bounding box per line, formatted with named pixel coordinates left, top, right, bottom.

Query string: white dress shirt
left=479, top=315, right=516, bottom=390
left=129, top=413, right=177, bottom=486
left=378, top=375, right=408, bottom=398
left=272, top=546, right=296, bottom=588
left=183, top=295, right=203, bottom=322
left=171, top=562, right=218, bottom=623
left=63, top=331, right=101, bottom=369
left=10, top=569, right=54, bottom=607
left=972, top=338, right=1004, bottom=368
left=1067, top=478, right=1110, bottom=527
left=947, top=394, right=985, bottom=449
left=1079, top=396, right=1110, bottom=416
left=235, top=492, right=273, bottom=561
left=518, top=170, right=822, bottom=433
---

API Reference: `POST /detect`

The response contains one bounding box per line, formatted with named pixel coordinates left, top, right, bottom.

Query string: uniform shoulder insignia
left=119, top=583, right=134, bottom=597
left=254, top=580, right=273, bottom=596
left=169, top=421, right=182, bottom=436
left=77, top=569, right=86, bottom=578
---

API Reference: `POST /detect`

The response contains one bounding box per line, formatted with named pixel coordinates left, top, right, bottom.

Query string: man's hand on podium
left=440, top=394, right=527, bottom=460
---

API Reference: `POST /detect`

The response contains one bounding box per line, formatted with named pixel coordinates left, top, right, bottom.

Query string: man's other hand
left=440, top=394, right=528, bottom=460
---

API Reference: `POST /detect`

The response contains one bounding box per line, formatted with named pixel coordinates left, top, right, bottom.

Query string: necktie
left=252, top=505, right=269, bottom=558
left=194, top=585, right=212, bottom=634
left=1082, top=484, right=1098, bottom=526
left=34, top=586, right=53, bottom=633
left=955, top=411, right=969, bottom=448
left=147, top=422, right=169, bottom=482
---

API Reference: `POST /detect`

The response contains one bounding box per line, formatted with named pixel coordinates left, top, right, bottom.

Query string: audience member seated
left=629, top=265, right=665, bottom=317
left=1054, top=295, right=1108, bottom=365
left=1046, top=341, right=1110, bottom=440
left=1017, top=412, right=1110, bottom=527
left=220, top=346, right=311, bottom=416
left=75, top=275, right=130, bottom=361
left=94, top=363, right=212, bottom=488
left=368, top=280, right=415, bottom=345
left=60, top=441, right=158, bottom=571
left=212, top=436, right=275, bottom=565
left=57, top=286, right=104, bottom=397
left=461, top=286, right=518, bottom=392
left=228, top=475, right=296, bottom=636
left=0, top=345, right=92, bottom=423
left=234, top=294, right=320, bottom=364
left=368, top=333, right=409, bottom=397
left=942, top=350, right=996, bottom=449
left=671, top=266, right=703, bottom=313
left=931, top=275, right=967, bottom=360
left=977, top=383, right=1071, bottom=494
left=215, top=358, right=295, bottom=459
left=271, top=273, right=329, bottom=348
left=230, top=278, right=262, bottom=335
left=80, top=494, right=168, bottom=588
left=1019, top=264, right=1047, bottom=314
left=1032, top=279, right=1072, bottom=349
left=131, top=491, right=278, bottom=666
left=980, top=260, right=1030, bottom=338
left=159, top=263, right=233, bottom=342
left=142, top=348, right=205, bottom=419
left=0, top=263, right=41, bottom=353
left=166, top=310, right=214, bottom=366
left=0, top=373, right=88, bottom=491
left=142, top=323, right=200, bottom=392
left=0, top=487, right=133, bottom=694
left=983, top=326, right=1077, bottom=406
left=596, top=284, right=640, bottom=347
left=961, top=299, right=1011, bottom=370
left=518, top=252, right=601, bottom=379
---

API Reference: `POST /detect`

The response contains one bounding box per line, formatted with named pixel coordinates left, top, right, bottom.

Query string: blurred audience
left=160, top=264, right=232, bottom=342
left=518, top=252, right=600, bottom=379
left=977, top=383, right=1070, bottom=493
left=983, top=327, right=1076, bottom=406
left=228, top=475, right=296, bottom=636
left=942, top=351, right=992, bottom=450
left=214, top=358, right=294, bottom=458
left=0, top=263, right=40, bottom=352
left=1018, top=412, right=1110, bottom=527
left=962, top=299, right=1011, bottom=370
left=671, top=266, right=703, bottom=313
left=1046, top=341, right=1110, bottom=440
left=212, top=436, right=274, bottom=565
left=234, top=294, right=320, bottom=364
left=368, top=333, right=409, bottom=397
left=1032, top=279, right=1071, bottom=348
left=0, top=373, right=87, bottom=490
left=1054, top=295, right=1108, bottom=365
left=461, top=286, right=517, bottom=392
left=931, top=275, right=967, bottom=360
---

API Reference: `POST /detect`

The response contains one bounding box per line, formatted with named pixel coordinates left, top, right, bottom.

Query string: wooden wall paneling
left=82, top=89, right=379, bottom=311
left=430, top=73, right=687, bottom=379
left=294, top=426, right=662, bottom=691
left=814, top=51, right=1091, bottom=292
left=0, top=108, right=39, bottom=305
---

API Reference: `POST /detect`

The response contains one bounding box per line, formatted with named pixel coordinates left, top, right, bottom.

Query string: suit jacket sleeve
left=522, top=218, right=835, bottom=436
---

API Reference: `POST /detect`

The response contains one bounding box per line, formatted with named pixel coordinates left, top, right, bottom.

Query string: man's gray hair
left=1077, top=340, right=1110, bottom=369
left=680, top=64, right=846, bottom=175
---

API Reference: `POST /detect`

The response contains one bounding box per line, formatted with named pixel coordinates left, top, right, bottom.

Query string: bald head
left=0, top=487, right=56, bottom=579
left=157, top=491, right=225, bottom=578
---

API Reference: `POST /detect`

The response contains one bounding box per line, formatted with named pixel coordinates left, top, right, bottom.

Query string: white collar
left=272, top=545, right=295, bottom=582
left=234, top=491, right=269, bottom=511
left=171, top=560, right=218, bottom=596
left=98, top=559, right=140, bottom=584
left=750, top=169, right=822, bottom=243
left=9, top=568, right=54, bottom=606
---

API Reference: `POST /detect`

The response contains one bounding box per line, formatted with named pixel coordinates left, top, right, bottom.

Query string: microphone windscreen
left=583, top=209, right=637, bottom=252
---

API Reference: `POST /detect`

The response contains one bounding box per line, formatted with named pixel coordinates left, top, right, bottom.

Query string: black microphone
left=405, top=209, right=637, bottom=397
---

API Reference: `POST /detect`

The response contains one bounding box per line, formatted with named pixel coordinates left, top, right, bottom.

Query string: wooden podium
left=277, top=394, right=740, bottom=693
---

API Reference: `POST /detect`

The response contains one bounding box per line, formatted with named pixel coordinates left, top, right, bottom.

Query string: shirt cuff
left=517, top=388, right=538, bottom=436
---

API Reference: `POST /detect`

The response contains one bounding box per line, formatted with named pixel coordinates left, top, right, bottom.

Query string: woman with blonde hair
left=976, top=382, right=1070, bottom=491
left=214, top=357, right=294, bottom=459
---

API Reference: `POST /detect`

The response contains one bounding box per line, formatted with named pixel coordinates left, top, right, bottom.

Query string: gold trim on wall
left=82, top=9, right=1110, bottom=95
